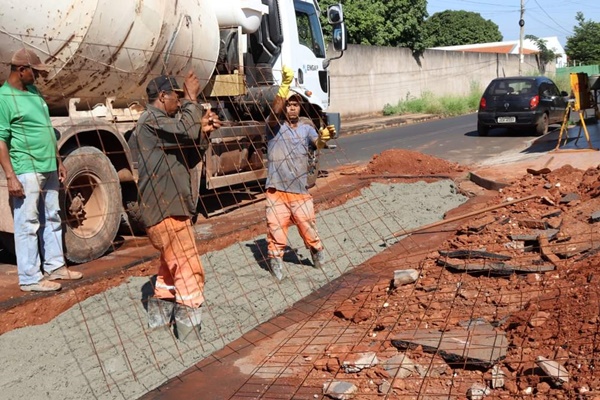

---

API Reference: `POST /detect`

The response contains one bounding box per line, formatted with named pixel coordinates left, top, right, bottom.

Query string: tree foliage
left=423, top=10, right=502, bottom=48
left=525, top=35, right=560, bottom=74
left=565, top=12, right=600, bottom=65
left=318, top=0, right=428, bottom=52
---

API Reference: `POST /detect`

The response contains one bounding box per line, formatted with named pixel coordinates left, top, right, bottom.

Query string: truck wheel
left=477, top=122, right=490, bottom=137
left=535, top=113, right=549, bottom=136
left=62, top=147, right=121, bottom=263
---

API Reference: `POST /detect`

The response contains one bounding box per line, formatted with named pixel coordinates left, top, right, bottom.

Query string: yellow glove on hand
left=316, top=125, right=335, bottom=149
left=277, top=65, right=294, bottom=99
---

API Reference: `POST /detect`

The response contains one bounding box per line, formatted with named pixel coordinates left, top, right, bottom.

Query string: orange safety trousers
left=266, top=188, right=323, bottom=259
left=146, top=216, right=205, bottom=308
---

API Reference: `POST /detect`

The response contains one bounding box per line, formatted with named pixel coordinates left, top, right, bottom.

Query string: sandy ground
left=0, top=179, right=467, bottom=399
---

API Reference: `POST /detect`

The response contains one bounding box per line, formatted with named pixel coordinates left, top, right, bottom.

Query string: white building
left=432, top=36, right=566, bottom=69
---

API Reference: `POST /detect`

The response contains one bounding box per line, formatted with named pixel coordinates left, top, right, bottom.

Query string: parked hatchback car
left=477, top=76, right=568, bottom=136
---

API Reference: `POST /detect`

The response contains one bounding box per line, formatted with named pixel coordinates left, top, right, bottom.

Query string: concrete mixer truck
left=0, top=0, right=347, bottom=263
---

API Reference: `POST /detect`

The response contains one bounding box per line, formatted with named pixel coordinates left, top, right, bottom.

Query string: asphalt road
left=320, top=113, right=561, bottom=170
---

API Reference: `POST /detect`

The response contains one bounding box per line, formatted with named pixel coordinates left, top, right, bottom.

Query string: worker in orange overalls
left=264, top=66, right=335, bottom=281
left=135, top=71, right=220, bottom=340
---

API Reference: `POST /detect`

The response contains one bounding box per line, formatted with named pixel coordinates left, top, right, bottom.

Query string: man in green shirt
left=0, top=48, right=82, bottom=292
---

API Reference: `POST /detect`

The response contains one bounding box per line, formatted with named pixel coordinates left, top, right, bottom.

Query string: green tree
left=565, top=12, right=600, bottom=65
left=423, top=10, right=502, bottom=48
left=525, top=35, right=560, bottom=74
left=318, top=0, right=428, bottom=52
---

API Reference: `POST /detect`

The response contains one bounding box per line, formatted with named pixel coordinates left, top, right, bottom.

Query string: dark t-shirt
left=135, top=101, right=206, bottom=228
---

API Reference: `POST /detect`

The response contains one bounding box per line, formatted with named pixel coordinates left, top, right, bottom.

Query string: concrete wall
left=328, top=44, right=550, bottom=118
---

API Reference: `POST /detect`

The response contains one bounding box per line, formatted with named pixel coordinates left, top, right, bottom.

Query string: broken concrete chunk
left=341, top=352, right=378, bottom=373
left=519, top=219, right=549, bottom=230
left=510, top=229, right=559, bottom=241
left=323, top=380, right=358, bottom=400
left=469, top=172, right=510, bottom=191
left=590, top=211, right=600, bottom=223
left=383, top=353, right=416, bottom=378
left=437, top=259, right=554, bottom=275
left=438, top=250, right=511, bottom=261
left=467, top=382, right=491, bottom=400
left=490, top=365, right=506, bottom=388
left=378, top=380, right=391, bottom=394
left=393, top=269, right=419, bottom=287
left=542, top=210, right=562, bottom=219
left=536, top=356, right=569, bottom=384
left=391, top=325, right=508, bottom=369
left=559, top=193, right=580, bottom=204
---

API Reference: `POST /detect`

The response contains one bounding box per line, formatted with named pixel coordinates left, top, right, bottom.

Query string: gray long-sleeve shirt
left=135, top=101, right=206, bottom=228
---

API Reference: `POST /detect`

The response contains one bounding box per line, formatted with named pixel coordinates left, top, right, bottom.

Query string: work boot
left=46, top=266, right=83, bottom=280
left=20, top=279, right=61, bottom=292
left=173, top=304, right=202, bottom=341
left=269, top=257, right=285, bottom=281
left=311, top=248, right=325, bottom=269
left=147, top=297, right=175, bottom=330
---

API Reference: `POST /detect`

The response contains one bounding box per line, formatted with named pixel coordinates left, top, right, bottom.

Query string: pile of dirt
left=367, top=149, right=465, bottom=176
left=301, top=163, right=600, bottom=398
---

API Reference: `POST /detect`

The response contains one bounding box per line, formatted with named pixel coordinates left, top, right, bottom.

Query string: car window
left=487, top=79, right=535, bottom=96
left=540, top=82, right=561, bottom=98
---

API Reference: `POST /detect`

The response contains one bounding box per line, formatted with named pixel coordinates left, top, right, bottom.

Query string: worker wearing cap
left=135, top=70, right=220, bottom=340
left=264, top=66, right=335, bottom=281
left=0, top=48, right=83, bottom=292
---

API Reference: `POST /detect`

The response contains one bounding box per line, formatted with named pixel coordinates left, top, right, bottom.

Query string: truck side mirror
left=332, top=23, right=347, bottom=52
left=327, top=4, right=344, bottom=24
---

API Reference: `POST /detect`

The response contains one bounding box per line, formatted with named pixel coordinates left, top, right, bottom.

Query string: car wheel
left=535, top=113, right=549, bottom=136
left=477, top=122, right=490, bottom=136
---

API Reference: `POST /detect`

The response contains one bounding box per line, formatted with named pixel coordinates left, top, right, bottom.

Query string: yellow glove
left=316, top=125, right=335, bottom=149
left=277, top=65, right=294, bottom=99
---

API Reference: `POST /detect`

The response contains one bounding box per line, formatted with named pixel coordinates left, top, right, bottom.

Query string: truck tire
left=62, top=147, right=122, bottom=263
left=535, top=113, right=549, bottom=136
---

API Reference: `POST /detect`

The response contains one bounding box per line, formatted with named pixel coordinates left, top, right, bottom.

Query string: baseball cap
left=146, top=75, right=184, bottom=98
left=11, top=48, right=50, bottom=71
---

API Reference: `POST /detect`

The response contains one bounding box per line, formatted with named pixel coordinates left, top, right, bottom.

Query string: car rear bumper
left=478, top=111, right=543, bottom=127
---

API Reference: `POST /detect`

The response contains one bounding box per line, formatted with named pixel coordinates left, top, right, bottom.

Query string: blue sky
left=426, top=0, right=600, bottom=47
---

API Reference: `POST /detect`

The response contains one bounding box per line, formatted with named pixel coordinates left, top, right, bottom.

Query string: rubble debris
left=510, top=229, right=559, bottom=241
left=382, top=353, right=416, bottom=378
left=538, top=235, right=562, bottom=267
left=437, top=259, right=554, bottom=275
left=559, top=193, right=580, bottom=204
left=467, top=382, right=491, bottom=400
left=392, top=269, right=419, bottom=287
left=378, top=380, right=391, bottom=394
left=528, top=311, right=550, bottom=327
left=460, top=214, right=496, bottom=233
left=391, top=325, right=508, bottom=368
left=518, top=219, right=549, bottom=230
left=323, top=380, right=358, bottom=400
left=341, top=352, right=378, bottom=373
left=536, top=356, right=569, bottom=385
left=590, top=210, right=600, bottom=223
left=490, top=365, right=506, bottom=388
left=469, top=171, right=510, bottom=191
left=438, top=250, right=511, bottom=260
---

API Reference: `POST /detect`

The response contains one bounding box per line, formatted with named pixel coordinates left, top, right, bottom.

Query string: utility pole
left=518, top=0, right=525, bottom=75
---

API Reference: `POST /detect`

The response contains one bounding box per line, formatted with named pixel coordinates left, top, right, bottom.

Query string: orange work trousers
left=266, top=188, right=323, bottom=259
left=146, top=216, right=205, bottom=308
